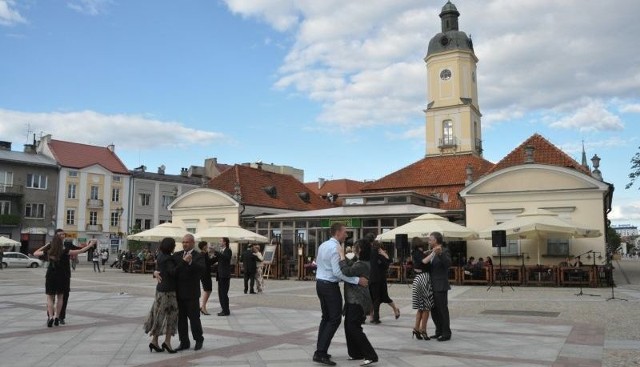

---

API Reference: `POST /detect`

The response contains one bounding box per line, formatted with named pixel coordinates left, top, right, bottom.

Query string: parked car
left=1, top=252, right=44, bottom=268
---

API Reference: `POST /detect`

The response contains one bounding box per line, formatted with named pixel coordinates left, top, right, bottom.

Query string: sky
left=1, top=0, right=640, bottom=229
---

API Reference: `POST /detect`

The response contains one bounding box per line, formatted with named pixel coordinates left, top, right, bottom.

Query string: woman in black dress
left=369, top=241, right=400, bottom=324
left=410, top=237, right=435, bottom=340
left=198, top=241, right=213, bottom=315
left=34, top=236, right=95, bottom=327
left=339, top=240, right=378, bottom=365
left=144, top=237, right=179, bottom=353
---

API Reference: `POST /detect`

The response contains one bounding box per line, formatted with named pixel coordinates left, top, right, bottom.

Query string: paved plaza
left=1, top=260, right=639, bottom=367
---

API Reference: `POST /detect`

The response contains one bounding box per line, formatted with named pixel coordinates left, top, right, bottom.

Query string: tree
left=626, top=146, right=640, bottom=189
left=606, top=226, right=621, bottom=255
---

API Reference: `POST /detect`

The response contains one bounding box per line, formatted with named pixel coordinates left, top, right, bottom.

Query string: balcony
left=86, top=199, right=104, bottom=208
left=0, top=214, right=21, bottom=226
left=86, top=224, right=103, bottom=232
left=438, top=136, right=458, bottom=149
left=0, top=184, right=24, bottom=196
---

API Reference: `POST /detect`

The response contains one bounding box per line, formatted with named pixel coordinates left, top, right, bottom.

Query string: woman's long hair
left=48, top=236, right=64, bottom=262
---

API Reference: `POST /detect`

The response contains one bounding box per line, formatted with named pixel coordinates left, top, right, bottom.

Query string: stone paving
left=0, top=260, right=639, bottom=367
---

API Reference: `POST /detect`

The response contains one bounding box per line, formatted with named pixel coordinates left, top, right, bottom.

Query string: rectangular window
left=144, top=219, right=152, bottom=229
left=89, top=211, right=98, bottom=225
left=25, top=203, right=45, bottom=218
left=66, top=209, right=75, bottom=225
left=90, top=186, right=99, bottom=200
left=134, top=218, right=142, bottom=230
left=26, top=173, right=47, bottom=189
left=110, top=211, right=120, bottom=227
left=0, top=170, right=14, bottom=192
left=0, top=200, right=10, bottom=215
left=161, top=195, right=175, bottom=208
left=68, top=170, right=78, bottom=177
left=112, top=188, right=120, bottom=203
left=139, top=193, right=151, bottom=206
left=547, top=239, right=570, bottom=256
left=68, top=183, right=77, bottom=199
left=442, top=120, right=454, bottom=145
left=112, top=176, right=121, bottom=182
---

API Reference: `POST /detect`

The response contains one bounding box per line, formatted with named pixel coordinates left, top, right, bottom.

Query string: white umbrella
left=376, top=213, right=478, bottom=241
left=479, top=209, right=602, bottom=264
left=195, top=225, right=268, bottom=243
left=0, top=236, right=20, bottom=248
left=127, top=222, right=191, bottom=242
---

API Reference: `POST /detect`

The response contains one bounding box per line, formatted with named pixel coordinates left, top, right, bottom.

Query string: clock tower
left=424, top=1, right=482, bottom=157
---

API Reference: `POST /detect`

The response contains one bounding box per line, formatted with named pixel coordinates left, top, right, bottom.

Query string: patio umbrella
left=376, top=213, right=478, bottom=242
left=126, top=222, right=191, bottom=242
left=195, top=224, right=269, bottom=243
left=478, top=209, right=602, bottom=264
left=0, top=236, right=20, bottom=248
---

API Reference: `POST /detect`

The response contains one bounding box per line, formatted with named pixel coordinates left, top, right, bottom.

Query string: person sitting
left=473, top=257, right=485, bottom=279
left=484, top=256, right=493, bottom=267
left=463, top=257, right=475, bottom=276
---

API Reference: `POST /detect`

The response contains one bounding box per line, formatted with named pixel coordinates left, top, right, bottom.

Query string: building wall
left=461, top=165, right=609, bottom=265
left=0, top=160, right=58, bottom=251
left=169, top=188, right=240, bottom=233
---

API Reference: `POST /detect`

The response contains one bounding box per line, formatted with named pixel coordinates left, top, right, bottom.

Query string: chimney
left=107, top=144, right=115, bottom=152
left=204, top=157, right=218, bottom=179
left=158, top=165, right=165, bottom=175
left=180, top=168, right=188, bottom=177
left=0, top=141, right=11, bottom=151
left=23, top=144, right=36, bottom=154
left=524, top=145, right=535, bottom=163
left=318, top=177, right=325, bottom=189
left=464, top=163, right=473, bottom=186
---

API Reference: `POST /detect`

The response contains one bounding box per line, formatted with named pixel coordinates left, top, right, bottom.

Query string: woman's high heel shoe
left=149, top=343, right=163, bottom=353
left=47, top=318, right=54, bottom=328
left=200, top=308, right=210, bottom=315
left=421, top=331, right=430, bottom=340
left=162, top=342, right=177, bottom=354
left=412, top=328, right=424, bottom=340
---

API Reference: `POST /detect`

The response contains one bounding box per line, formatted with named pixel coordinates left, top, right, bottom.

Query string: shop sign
left=321, top=218, right=361, bottom=228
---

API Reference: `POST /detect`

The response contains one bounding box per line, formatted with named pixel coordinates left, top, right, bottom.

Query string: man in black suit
left=174, top=234, right=205, bottom=351
left=212, top=237, right=232, bottom=316
left=241, top=244, right=257, bottom=294
left=428, top=231, right=452, bottom=341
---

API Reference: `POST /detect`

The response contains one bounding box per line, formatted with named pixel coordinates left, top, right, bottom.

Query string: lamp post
left=519, top=252, right=530, bottom=285
left=116, top=207, right=125, bottom=252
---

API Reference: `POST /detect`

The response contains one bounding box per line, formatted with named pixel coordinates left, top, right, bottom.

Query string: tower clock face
left=440, top=69, right=452, bottom=80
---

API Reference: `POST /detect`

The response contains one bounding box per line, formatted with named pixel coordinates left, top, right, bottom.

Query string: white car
left=1, top=252, right=44, bottom=268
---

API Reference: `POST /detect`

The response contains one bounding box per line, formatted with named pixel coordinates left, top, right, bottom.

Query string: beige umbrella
left=127, top=222, right=191, bottom=242
left=376, top=213, right=478, bottom=242
left=0, top=236, right=20, bottom=248
left=195, top=224, right=268, bottom=243
left=479, top=209, right=602, bottom=264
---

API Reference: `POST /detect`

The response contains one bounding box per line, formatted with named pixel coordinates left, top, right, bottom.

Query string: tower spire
left=581, top=140, right=590, bottom=170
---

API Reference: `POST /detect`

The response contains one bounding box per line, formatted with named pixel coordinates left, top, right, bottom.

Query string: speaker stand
left=487, top=246, right=514, bottom=292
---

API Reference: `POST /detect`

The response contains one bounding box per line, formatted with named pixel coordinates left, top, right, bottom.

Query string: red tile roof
left=305, top=179, right=366, bottom=197
left=360, top=153, right=494, bottom=210
left=48, top=139, right=129, bottom=174
left=209, top=165, right=334, bottom=211
left=487, top=133, right=590, bottom=175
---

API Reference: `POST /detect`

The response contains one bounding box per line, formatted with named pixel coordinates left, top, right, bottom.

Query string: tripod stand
left=573, top=251, right=599, bottom=297
left=487, top=245, right=514, bottom=292
left=605, top=254, right=628, bottom=301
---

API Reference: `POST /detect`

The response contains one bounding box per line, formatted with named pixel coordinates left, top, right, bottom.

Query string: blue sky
left=1, top=0, right=640, bottom=228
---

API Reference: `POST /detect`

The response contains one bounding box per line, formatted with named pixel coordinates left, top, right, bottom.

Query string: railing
left=0, top=184, right=24, bottom=195
left=86, top=224, right=103, bottom=232
left=438, top=136, right=458, bottom=149
left=86, top=199, right=104, bottom=208
left=475, top=138, right=483, bottom=154
left=461, top=266, right=492, bottom=285
left=525, top=265, right=557, bottom=286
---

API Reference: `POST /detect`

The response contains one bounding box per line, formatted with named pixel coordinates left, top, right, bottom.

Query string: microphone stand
left=573, top=250, right=599, bottom=297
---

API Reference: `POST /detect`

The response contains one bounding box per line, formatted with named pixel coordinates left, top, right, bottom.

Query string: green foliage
left=606, top=226, right=621, bottom=254
left=626, top=146, right=640, bottom=189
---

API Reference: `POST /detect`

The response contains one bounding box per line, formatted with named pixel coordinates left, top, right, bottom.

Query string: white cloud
left=0, top=109, right=225, bottom=150
left=67, top=0, right=111, bottom=16
left=620, top=104, right=640, bottom=114
left=222, top=0, right=640, bottom=130
left=548, top=99, right=624, bottom=132
left=0, top=0, right=25, bottom=26
left=386, top=125, right=425, bottom=140
left=559, top=137, right=632, bottom=156
left=610, top=200, right=640, bottom=222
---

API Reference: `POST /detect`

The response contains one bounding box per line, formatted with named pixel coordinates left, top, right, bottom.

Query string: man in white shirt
left=313, top=223, right=368, bottom=366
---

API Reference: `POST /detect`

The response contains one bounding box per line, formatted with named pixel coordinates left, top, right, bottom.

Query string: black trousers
left=60, top=290, right=70, bottom=320
left=344, top=303, right=377, bottom=361
left=315, top=280, right=342, bottom=358
left=177, top=297, right=203, bottom=345
left=217, top=277, right=230, bottom=313
left=432, top=291, right=451, bottom=337
left=243, top=271, right=255, bottom=292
